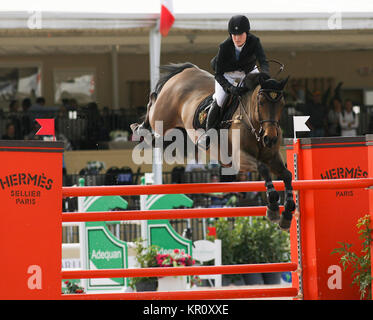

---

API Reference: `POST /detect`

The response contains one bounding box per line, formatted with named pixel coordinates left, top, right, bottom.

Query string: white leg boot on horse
left=130, top=92, right=157, bottom=137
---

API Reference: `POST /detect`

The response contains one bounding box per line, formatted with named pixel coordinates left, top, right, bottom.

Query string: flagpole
left=149, top=19, right=161, bottom=93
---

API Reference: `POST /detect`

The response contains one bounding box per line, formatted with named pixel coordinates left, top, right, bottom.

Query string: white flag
left=293, top=116, right=310, bottom=140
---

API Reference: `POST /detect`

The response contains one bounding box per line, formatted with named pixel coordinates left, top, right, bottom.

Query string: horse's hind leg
left=257, top=162, right=280, bottom=223
left=130, top=92, right=157, bottom=134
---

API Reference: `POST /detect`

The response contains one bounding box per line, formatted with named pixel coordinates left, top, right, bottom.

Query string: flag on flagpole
left=35, top=119, right=55, bottom=140
left=160, top=0, right=175, bottom=37
left=293, top=116, right=310, bottom=140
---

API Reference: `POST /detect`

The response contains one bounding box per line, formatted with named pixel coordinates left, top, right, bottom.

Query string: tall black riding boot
left=206, top=100, right=221, bottom=131
left=197, top=100, right=221, bottom=149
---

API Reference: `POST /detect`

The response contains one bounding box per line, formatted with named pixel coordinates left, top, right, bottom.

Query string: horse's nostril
left=272, top=137, right=278, bottom=145
left=263, top=135, right=271, bottom=146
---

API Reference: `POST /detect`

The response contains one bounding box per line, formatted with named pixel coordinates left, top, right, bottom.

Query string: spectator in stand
left=22, top=98, right=32, bottom=112
left=28, top=96, right=46, bottom=124
left=8, top=100, right=22, bottom=139
left=327, top=97, right=342, bottom=137
left=33, top=96, right=45, bottom=107
left=21, top=98, right=32, bottom=138
left=208, top=174, right=226, bottom=207
left=288, top=79, right=305, bottom=105
left=24, top=121, right=43, bottom=140
left=2, top=123, right=17, bottom=140
left=339, top=99, right=359, bottom=137
left=305, top=91, right=327, bottom=137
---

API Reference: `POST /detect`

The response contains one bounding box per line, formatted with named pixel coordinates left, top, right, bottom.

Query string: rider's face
left=231, top=32, right=247, bottom=47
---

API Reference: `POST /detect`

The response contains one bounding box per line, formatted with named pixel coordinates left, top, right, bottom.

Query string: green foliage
left=332, top=214, right=372, bottom=300
left=63, top=280, right=84, bottom=294
left=133, top=239, right=159, bottom=268
left=215, top=216, right=290, bottom=265
left=129, top=239, right=159, bottom=289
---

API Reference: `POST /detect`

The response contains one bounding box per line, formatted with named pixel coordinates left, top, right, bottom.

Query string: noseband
left=239, top=88, right=283, bottom=142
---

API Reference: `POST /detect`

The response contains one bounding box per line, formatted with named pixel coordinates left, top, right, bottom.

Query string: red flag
left=160, top=0, right=175, bottom=37
left=35, top=119, right=55, bottom=136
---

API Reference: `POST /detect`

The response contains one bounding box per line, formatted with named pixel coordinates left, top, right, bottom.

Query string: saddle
left=193, top=94, right=240, bottom=131
left=193, top=72, right=266, bottom=132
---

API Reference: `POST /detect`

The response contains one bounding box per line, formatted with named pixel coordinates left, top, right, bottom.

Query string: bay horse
left=131, top=62, right=295, bottom=230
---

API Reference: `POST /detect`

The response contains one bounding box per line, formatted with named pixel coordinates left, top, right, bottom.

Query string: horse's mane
left=155, top=62, right=197, bottom=95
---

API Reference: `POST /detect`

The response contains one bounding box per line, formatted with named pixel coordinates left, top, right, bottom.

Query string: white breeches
left=213, top=67, right=259, bottom=107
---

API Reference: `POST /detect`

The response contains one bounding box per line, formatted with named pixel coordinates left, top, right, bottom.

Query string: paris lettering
left=320, top=166, right=368, bottom=180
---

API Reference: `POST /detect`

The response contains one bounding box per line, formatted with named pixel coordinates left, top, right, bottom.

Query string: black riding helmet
left=228, top=15, right=250, bottom=35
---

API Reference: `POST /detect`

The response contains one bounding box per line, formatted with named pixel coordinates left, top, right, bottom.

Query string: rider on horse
left=199, top=15, right=270, bottom=145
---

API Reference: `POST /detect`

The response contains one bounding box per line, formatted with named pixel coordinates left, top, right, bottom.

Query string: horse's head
left=249, top=74, right=289, bottom=148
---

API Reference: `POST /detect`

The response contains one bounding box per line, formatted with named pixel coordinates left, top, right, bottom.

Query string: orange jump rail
left=61, top=262, right=297, bottom=279
left=61, top=287, right=299, bottom=300
left=62, top=206, right=286, bottom=222
left=62, top=178, right=373, bottom=197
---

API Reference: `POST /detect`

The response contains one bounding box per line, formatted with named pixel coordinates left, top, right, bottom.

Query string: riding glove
left=228, top=85, right=249, bottom=96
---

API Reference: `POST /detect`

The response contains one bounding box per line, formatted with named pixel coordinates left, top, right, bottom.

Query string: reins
left=223, top=60, right=286, bottom=142
left=235, top=59, right=285, bottom=142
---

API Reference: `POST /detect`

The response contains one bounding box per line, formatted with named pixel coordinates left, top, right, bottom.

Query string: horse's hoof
left=279, top=214, right=292, bottom=231
left=266, top=207, right=280, bottom=223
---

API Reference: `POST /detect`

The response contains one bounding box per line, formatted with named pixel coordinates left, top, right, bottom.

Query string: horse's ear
left=280, top=76, right=290, bottom=90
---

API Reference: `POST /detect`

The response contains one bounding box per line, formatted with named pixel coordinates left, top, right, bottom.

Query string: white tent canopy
left=0, top=0, right=373, bottom=15
left=0, top=0, right=372, bottom=31
left=0, top=11, right=372, bottom=31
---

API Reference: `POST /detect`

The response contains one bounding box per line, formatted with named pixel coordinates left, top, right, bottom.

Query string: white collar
left=234, top=43, right=245, bottom=52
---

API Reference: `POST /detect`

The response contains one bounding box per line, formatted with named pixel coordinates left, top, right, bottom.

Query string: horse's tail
left=130, top=63, right=196, bottom=135
left=154, top=62, right=197, bottom=95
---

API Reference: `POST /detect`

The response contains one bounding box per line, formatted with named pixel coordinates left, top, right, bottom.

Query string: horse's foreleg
left=257, top=162, right=280, bottom=223
left=267, top=155, right=296, bottom=231
left=278, top=168, right=296, bottom=230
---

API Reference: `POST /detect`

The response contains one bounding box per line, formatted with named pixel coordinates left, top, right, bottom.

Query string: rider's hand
left=228, top=85, right=248, bottom=96
left=259, top=72, right=271, bottom=82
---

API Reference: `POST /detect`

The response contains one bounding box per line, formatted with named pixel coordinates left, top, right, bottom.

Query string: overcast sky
left=1, top=0, right=373, bottom=14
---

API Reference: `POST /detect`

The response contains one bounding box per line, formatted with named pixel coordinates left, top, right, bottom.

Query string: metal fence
left=0, top=107, right=141, bottom=149
left=3, top=104, right=372, bottom=150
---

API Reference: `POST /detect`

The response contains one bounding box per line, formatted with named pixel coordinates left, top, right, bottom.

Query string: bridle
left=237, top=59, right=285, bottom=142
left=238, top=89, right=283, bottom=142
